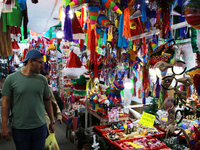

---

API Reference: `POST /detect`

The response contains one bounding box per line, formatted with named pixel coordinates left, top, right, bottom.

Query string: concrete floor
left=0, top=122, right=77, bottom=150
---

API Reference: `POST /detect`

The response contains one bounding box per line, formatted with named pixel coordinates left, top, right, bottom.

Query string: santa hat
left=10, top=26, right=21, bottom=41
left=63, top=46, right=87, bottom=79
left=10, top=39, right=20, bottom=66
left=72, top=13, right=85, bottom=40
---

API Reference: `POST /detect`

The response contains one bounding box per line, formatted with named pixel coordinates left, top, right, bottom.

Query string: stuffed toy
left=163, top=97, right=183, bottom=139
left=108, top=73, right=125, bottom=107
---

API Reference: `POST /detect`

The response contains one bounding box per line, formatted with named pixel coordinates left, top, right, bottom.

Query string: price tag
left=139, top=112, right=155, bottom=127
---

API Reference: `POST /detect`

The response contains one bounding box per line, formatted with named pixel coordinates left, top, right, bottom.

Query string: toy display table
left=88, top=109, right=130, bottom=126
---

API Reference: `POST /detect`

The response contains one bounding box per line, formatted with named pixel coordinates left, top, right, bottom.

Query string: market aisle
left=0, top=122, right=77, bottom=150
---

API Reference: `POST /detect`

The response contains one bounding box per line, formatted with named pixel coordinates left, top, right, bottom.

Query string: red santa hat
left=72, top=13, right=85, bottom=40
left=63, top=46, right=87, bottom=79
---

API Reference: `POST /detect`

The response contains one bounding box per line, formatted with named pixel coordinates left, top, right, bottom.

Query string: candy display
left=93, top=124, right=125, bottom=136
left=114, top=137, right=168, bottom=150
left=105, top=122, right=164, bottom=141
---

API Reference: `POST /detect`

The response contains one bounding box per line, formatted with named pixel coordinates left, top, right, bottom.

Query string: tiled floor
left=0, top=122, right=77, bottom=150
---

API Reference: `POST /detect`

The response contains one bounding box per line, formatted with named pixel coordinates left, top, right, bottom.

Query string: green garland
left=73, top=90, right=87, bottom=96
left=191, top=27, right=199, bottom=53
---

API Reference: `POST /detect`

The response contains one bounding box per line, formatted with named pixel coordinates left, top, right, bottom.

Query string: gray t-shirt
left=2, top=71, right=51, bottom=129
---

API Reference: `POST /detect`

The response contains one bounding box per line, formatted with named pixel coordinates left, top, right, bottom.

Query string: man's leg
left=12, top=128, right=31, bottom=150
left=30, top=124, right=47, bottom=150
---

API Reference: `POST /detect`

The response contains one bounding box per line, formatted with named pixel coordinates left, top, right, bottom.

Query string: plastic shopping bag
left=45, top=133, right=60, bottom=150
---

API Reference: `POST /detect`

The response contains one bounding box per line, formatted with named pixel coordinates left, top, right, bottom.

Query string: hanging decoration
left=69, top=0, right=122, bottom=15
left=63, top=46, right=87, bottom=79
left=185, top=0, right=200, bottom=29
left=88, top=5, right=100, bottom=30
left=155, top=0, right=174, bottom=39
left=150, top=39, right=176, bottom=66
left=97, top=14, right=110, bottom=28
left=123, top=8, right=131, bottom=39
left=64, top=5, right=73, bottom=42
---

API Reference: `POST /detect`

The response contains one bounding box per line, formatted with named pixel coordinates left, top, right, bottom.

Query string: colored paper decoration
left=69, top=0, right=90, bottom=7
left=97, top=14, right=110, bottom=28
left=88, top=5, right=100, bottom=30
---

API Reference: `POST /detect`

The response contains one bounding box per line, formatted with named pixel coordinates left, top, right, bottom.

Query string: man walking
left=1, top=49, right=55, bottom=150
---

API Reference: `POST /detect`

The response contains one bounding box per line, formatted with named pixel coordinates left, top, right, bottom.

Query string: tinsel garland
left=156, top=0, right=174, bottom=39
left=191, top=27, right=199, bottom=53
left=159, top=87, right=163, bottom=110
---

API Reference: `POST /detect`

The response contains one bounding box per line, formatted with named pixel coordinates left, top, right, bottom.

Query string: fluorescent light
left=124, top=79, right=133, bottom=89
left=56, top=30, right=64, bottom=39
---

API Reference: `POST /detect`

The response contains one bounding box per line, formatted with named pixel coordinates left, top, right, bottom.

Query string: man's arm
left=44, top=94, right=55, bottom=133
left=1, top=95, right=12, bottom=141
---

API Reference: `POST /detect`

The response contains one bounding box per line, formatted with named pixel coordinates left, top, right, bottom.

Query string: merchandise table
left=88, top=109, right=130, bottom=126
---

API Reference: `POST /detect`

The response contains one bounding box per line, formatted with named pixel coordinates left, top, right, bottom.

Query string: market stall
left=1, top=0, right=200, bottom=150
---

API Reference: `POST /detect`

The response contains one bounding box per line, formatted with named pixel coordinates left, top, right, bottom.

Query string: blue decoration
left=64, top=5, right=73, bottom=42
left=118, top=14, right=127, bottom=48
left=141, top=0, right=147, bottom=23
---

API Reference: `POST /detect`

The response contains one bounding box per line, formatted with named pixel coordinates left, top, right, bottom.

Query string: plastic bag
left=45, top=133, right=60, bottom=150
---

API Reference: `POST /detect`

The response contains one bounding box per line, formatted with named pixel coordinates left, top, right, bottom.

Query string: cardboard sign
left=139, top=112, right=155, bottom=127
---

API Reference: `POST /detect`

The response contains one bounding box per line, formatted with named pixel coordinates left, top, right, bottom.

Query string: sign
left=139, top=112, right=155, bottom=127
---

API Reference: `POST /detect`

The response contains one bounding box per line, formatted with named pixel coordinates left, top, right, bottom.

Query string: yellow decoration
left=139, top=112, right=155, bottom=127
left=128, top=49, right=138, bottom=62
left=127, top=142, right=144, bottom=149
left=186, top=67, right=200, bottom=79
left=116, top=9, right=122, bottom=14
left=115, top=19, right=118, bottom=28
left=108, top=25, right=113, bottom=42
left=127, top=43, right=138, bottom=61
left=69, top=1, right=75, bottom=7
left=130, top=21, right=136, bottom=29
left=124, top=124, right=127, bottom=129
left=47, top=44, right=56, bottom=51
left=44, top=55, right=46, bottom=62
left=75, top=11, right=81, bottom=17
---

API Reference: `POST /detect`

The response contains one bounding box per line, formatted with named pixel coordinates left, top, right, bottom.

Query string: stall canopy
left=27, top=0, right=62, bottom=34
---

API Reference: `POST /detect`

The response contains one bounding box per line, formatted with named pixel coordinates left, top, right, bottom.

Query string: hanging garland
left=155, top=0, right=174, bottom=39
